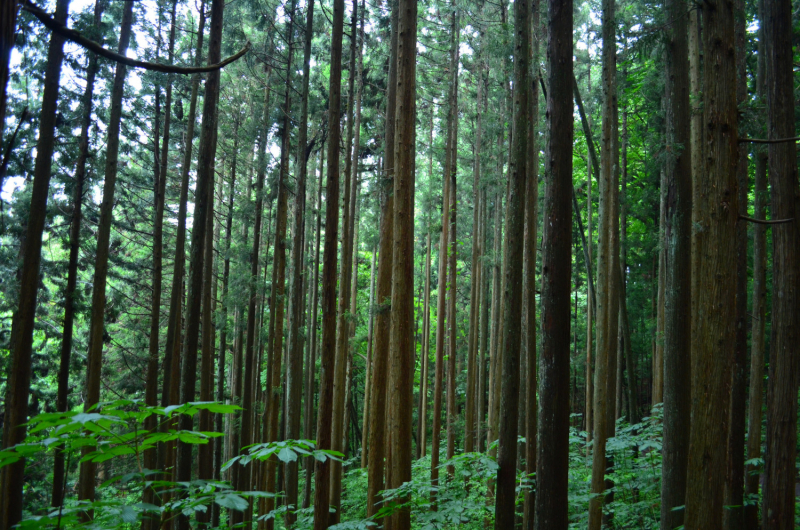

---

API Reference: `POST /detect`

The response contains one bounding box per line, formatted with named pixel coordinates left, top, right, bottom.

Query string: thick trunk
left=2, top=0, right=72, bottom=521
left=494, top=0, right=529, bottom=522
left=660, top=0, right=692, bottom=526
left=762, top=0, right=800, bottom=527
left=534, top=0, right=572, bottom=526
left=684, top=0, right=738, bottom=524
left=388, top=0, right=417, bottom=526
left=77, top=0, right=134, bottom=513
left=51, top=0, right=104, bottom=510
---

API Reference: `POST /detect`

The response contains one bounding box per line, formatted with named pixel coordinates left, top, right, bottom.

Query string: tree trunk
left=311, top=0, right=345, bottom=521
left=175, top=0, right=225, bottom=523
left=284, top=6, right=313, bottom=517
left=744, top=5, right=767, bottom=524
left=684, top=0, right=738, bottom=524
left=362, top=246, right=377, bottom=466
left=418, top=234, right=432, bottom=457
left=534, top=0, right=572, bottom=526
left=76, top=0, right=134, bottom=514
left=304, top=141, right=325, bottom=510
left=522, top=2, right=539, bottom=527
left=365, top=1, right=397, bottom=518
left=445, top=9, right=460, bottom=480
left=51, top=0, right=104, bottom=510
left=660, top=0, right=692, bottom=526
left=494, top=0, right=529, bottom=521
left=723, top=0, right=748, bottom=527
left=3, top=0, right=71, bottom=520
left=654, top=169, right=666, bottom=405
left=762, top=0, right=799, bottom=527
left=329, top=0, right=360, bottom=519
left=588, top=0, right=620, bottom=524
left=388, top=0, right=417, bottom=525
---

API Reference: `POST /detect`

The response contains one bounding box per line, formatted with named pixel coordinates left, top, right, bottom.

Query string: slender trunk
left=654, top=170, right=666, bottom=405
left=51, top=0, right=104, bottom=510
left=77, top=0, right=134, bottom=514
left=684, top=0, right=739, bottom=524
left=362, top=246, right=377, bottom=466
left=588, top=0, right=620, bottom=524
left=762, top=0, right=800, bottom=527
left=418, top=234, right=432, bottom=457
left=494, top=0, right=529, bottom=521
left=534, top=0, right=572, bottom=525
left=311, top=0, right=346, bottom=520
left=445, top=10, right=460, bottom=479
left=304, top=142, right=325, bottom=510
left=284, top=4, right=314, bottom=524
left=487, top=187, right=502, bottom=454
left=522, top=2, right=539, bottom=525
left=175, top=0, right=225, bottom=523
left=478, top=189, right=491, bottom=454
left=744, top=5, right=767, bottom=524
left=329, top=0, right=361, bottom=519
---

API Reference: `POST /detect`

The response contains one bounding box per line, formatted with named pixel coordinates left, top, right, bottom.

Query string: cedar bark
left=175, top=0, right=224, bottom=523
left=388, top=0, right=417, bottom=526
left=534, top=0, right=572, bottom=526
left=329, top=0, right=360, bottom=518
left=51, top=0, right=104, bottom=509
left=362, top=246, right=377, bottom=466
left=1, top=0, right=72, bottom=522
left=494, top=0, right=529, bottom=522
left=311, top=0, right=345, bottom=521
left=762, top=0, right=799, bottom=527
left=723, top=0, right=748, bottom=527
left=683, top=0, right=739, bottom=524
left=445, top=9, right=460, bottom=479
left=365, top=0, right=396, bottom=517
left=419, top=234, right=432, bottom=457
left=588, top=0, right=620, bottom=524
left=522, top=1, right=539, bottom=526
left=285, top=2, right=314, bottom=523
left=304, top=143, right=325, bottom=510
left=262, top=1, right=295, bottom=524
left=77, top=0, right=134, bottom=513
left=660, top=0, right=692, bottom=526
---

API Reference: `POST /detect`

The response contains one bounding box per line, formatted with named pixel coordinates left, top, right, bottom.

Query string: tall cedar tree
left=366, top=1, right=397, bottom=516
left=534, top=0, right=572, bottom=527
left=175, top=0, right=225, bottom=524
left=588, top=0, right=620, bottom=524
left=660, top=0, right=692, bottom=526
left=78, top=0, right=134, bottom=514
left=388, top=0, right=417, bottom=527
left=285, top=0, right=314, bottom=525
left=0, top=0, right=72, bottom=523
left=683, top=0, right=738, bottom=524
left=312, top=0, right=345, bottom=522
left=494, top=0, right=529, bottom=522
left=762, top=0, right=799, bottom=527
left=51, top=0, right=105, bottom=509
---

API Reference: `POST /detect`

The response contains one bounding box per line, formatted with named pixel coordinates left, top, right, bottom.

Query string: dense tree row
left=0, top=0, right=797, bottom=528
